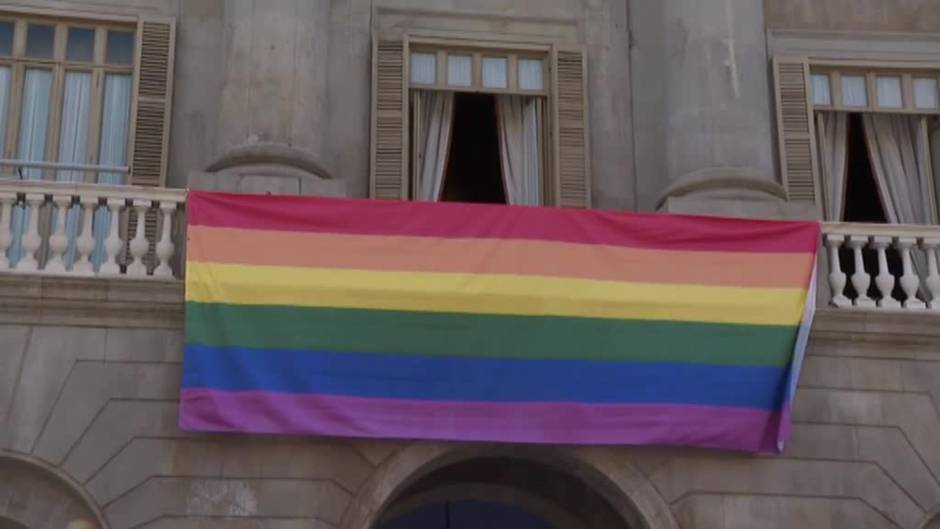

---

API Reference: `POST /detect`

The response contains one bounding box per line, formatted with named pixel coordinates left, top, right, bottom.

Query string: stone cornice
left=813, top=307, right=940, bottom=348
left=0, top=276, right=936, bottom=345
left=0, top=274, right=183, bottom=329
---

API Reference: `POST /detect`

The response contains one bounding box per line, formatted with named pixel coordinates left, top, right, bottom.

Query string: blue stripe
left=181, top=344, right=787, bottom=410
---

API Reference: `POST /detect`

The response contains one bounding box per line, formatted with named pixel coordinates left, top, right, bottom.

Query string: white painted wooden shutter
left=370, top=39, right=408, bottom=199
left=773, top=57, right=820, bottom=206
left=551, top=47, right=590, bottom=208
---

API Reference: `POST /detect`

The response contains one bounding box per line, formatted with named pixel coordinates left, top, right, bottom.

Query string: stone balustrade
left=822, top=222, right=940, bottom=311
left=0, top=179, right=186, bottom=279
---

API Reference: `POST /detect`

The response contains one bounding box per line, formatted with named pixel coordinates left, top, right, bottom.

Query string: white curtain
left=862, top=113, right=937, bottom=225
left=0, top=67, right=10, bottom=153
left=9, top=68, right=52, bottom=267
left=57, top=71, right=92, bottom=266
left=496, top=96, right=543, bottom=206
left=411, top=90, right=454, bottom=201
left=92, top=73, right=132, bottom=269
left=816, top=112, right=849, bottom=221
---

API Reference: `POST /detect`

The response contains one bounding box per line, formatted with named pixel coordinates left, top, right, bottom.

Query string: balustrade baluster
left=848, top=235, right=875, bottom=308
left=871, top=236, right=899, bottom=309
left=17, top=194, right=45, bottom=272
left=100, top=198, right=125, bottom=276
left=72, top=196, right=97, bottom=275
left=896, top=237, right=926, bottom=310
left=0, top=193, right=15, bottom=270
left=127, top=200, right=151, bottom=277
left=825, top=233, right=850, bottom=307
left=44, top=195, right=72, bottom=273
left=924, top=239, right=940, bottom=311
left=154, top=202, right=177, bottom=278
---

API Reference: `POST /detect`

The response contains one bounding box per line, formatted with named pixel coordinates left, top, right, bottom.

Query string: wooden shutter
left=130, top=17, right=175, bottom=187
left=773, top=57, right=820, bottom=206
left=126, top=17, right=176, bottom=269
left=551, top=47, right=591, bottom=208
left=370, top=39, right=408, bottom=199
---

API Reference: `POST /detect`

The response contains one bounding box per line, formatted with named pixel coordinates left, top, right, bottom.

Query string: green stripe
left=185, top=302, right=798, bottom=367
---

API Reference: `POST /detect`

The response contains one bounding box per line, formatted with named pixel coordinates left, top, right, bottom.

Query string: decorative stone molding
left=656, top=167, right=816, bottom=220
left=0, top=275, right=183, bottom=329
left=0, top=451, right=107, bottom=529
left=813, top=307, right=940, bottom=353
left=657, top=167, right=788, bottom=208
left=192, top=141, right=347, bottom=197
left=339, top=443, right=677, bottom=529
left=205, top=141, right=334, bottom=180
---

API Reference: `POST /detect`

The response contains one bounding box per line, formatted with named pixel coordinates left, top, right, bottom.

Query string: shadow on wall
left=373, top=457, right=637, bottom=529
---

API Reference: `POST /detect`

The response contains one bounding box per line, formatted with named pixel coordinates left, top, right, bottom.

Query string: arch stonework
left=923, top=508, right=940, bottom=529
left=339, top=443, right=679, bottom=529
left=0, top=452, right=106, bottom=529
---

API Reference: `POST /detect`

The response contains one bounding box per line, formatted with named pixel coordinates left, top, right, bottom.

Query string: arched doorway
left=374, top=457, right=638, bottom=529
left=0, top=455, right=104, bottom=529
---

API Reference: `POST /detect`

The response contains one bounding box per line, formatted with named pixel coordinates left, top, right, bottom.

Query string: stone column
left=217, top=0, right=330, bottom=155
left=197, top=0, right=345, bottom=196
left=658, top=0, right=790, bottom=217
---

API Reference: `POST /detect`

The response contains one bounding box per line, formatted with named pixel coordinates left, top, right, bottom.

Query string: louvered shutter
left=773, top=57, right=820, bottom=207
left=370, top=39, right=408, bottom=199
left=126, top=17, right=175, bottom=269
left=551, top=47, right=590, bottom=208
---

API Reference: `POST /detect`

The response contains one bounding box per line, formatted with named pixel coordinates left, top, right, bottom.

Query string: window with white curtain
left=806, top=64, right=940, bottom=223
left=0, top=15, right=136, bottom=269
left=0, top=16, right=136, bottom=183
left=406, top=45, right=550, bottom=205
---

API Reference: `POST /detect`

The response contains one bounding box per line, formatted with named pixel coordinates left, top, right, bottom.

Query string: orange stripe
left=188, top=226, right=813, bottom=288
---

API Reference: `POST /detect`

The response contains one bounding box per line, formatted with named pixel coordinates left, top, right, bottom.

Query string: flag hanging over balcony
left=180, top=191, right=819, bottom=453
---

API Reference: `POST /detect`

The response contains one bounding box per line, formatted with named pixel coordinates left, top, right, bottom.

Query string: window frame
left=809, top=60, right=940, bottom=114
left=805, top=60, right=940, bottom=220
left=0, top=13, right=136, bottom=183
left=405, top=37, right=552, bottom=204
left=408, top=41, right=550, bottom=97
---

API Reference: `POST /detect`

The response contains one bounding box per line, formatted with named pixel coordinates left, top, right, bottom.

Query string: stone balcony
left=1, top=178, right=940, bottom=322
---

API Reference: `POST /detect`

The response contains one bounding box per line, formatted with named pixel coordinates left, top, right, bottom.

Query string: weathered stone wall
left=765, top=0, right=940, bottom=32
left=2, top=298, right=939, bottom=529
left=10, top=0, right=633, bottom=208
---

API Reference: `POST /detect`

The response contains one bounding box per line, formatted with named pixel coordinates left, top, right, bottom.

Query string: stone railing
left=822, top=222, right=940, bottom=311
left=0, top=178, right=186, bottom=279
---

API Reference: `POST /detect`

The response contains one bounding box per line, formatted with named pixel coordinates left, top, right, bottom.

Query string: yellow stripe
left=185, top=262, right=807, bottom=326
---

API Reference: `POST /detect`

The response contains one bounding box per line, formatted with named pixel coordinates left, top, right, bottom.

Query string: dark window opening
left=440, top=93, right=506, bottom=204
left=842, top=113, right=887, bottom=224
left=840, top=113, right=904, bottom=302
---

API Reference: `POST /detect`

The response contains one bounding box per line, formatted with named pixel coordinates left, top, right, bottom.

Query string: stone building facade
left=1, top=1, right=940, bottom=528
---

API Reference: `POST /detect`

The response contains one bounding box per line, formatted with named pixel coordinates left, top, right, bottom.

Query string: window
left=0, top=13, right=175, bottom=188
left=0, top=11, right=175, bottom=270
left=406, top=45, right=548, bottom=205
left=774, top=58, right=940, bottom=224
left=370, top=37, right=590, bottom=207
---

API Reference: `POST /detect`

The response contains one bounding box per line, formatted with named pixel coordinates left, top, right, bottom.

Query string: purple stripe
left=179, top=388, right=782, bottom=453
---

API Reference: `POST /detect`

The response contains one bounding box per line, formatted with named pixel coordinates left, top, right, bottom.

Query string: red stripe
left=187, top=191, right=820, bottom=254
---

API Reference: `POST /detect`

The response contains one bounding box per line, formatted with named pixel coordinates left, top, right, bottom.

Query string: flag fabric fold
left=180, top=191, right=819, bottom=453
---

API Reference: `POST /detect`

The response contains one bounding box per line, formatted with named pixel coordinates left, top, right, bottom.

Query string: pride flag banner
left=181, top=191, right=819, bottom=453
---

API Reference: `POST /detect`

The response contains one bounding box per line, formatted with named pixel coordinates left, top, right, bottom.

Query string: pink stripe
left=179, top=389, right=782, bottom=453
left=187, top=191, right=820, bottom=253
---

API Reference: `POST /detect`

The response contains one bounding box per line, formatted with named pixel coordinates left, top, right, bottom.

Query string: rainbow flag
left=180, top=191, right=819, bottom=453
